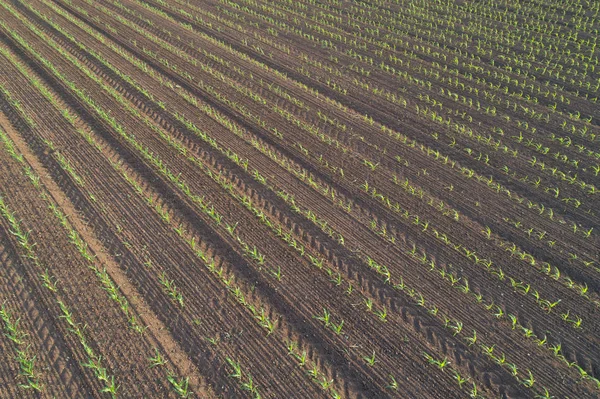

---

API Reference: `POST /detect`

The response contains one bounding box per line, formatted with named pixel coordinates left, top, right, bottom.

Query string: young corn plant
left=0, top=304, right=43, bottom=391
left=521, top=369, right=535, bottom=388
left=313, top=308, right=331, bottom=328
left=148, top=348, right=167, bottom=368
left=424, top=351, right=451, bottom=370
left=226, top=357, right=261, bottom=398
left=159, top=272, right=184, bottom=308
left=0, top=305, right=27, bottom=346
left=167, top=372, right=191, bottom=398
left=363, top=351, right=377, bottom=367
left=466, top=330, right=477, bottom=347
left=453, top=370, right=469, bottom=388
left=387, top=374, right=399, bottom=390
left=269, top=265, right=282, bottom=281
left=535, top=387, right=554, bottom=399
left=0, top=201, right=36, bottom=258
left=0, top=165, right=118, bottom=398
left=376, top=306, right=388, bottom=322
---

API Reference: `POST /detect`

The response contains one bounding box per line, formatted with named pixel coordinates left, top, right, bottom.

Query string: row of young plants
left=0, top=301, right=43, bottom=391
left=0, top=85, right=36, bottom=127
left=0, top=192, right=118, bottom=397
left=74, top=0, right=596, bottom=340
left=0, top=13, right=346, bottom=397
left=44, top=141, right=149, bottom=333
left=147, top=348, right=193, bottom=399
left=86, top=0, right=596, bottom=253
left=252, top=0, right=598, bottom=114
left=86, top=0, right=600, bottom=338
left=9, top=3, right=496, bottom=396
left=225, top=357, right=261, bottom=399
left=14, top=0, right=600, bottom=396
left=0, top=36, right=233, bottom=398
left=219, top=0, right=593, bottom=212
left=0, top=36, right=285, bottom=399
left=27, top=0, right=600, bottom=394
left=0, top=83, right=208, bottom=398
left=494, top=215, right=599, bottom=291
left=219, top=0, right=597, bottom=148
left=124, top=0, right=596, bottom=255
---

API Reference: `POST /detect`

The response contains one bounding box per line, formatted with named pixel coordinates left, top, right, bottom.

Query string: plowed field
left=0, top=0, right=598, bottom=398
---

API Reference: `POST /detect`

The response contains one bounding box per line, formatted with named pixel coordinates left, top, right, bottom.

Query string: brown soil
left=0, top=0, right=598, bottom=398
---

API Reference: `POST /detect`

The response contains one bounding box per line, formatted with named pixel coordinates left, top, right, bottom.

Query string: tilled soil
left=0, top=0, right=598, bottom=398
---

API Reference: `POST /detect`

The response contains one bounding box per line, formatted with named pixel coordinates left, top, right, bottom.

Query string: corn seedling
left=148, top=348, right=167, bottom=368
left=40, top=269, right=58, bottom=292
left=314, top=308, right=331, bottom=327
left=159, top=272, right=184, bottom=308
left=167, top=372, right=191, bottom=398
left=363, top=351, right=377, bottom=366
left=364, top=298, right=373, bottom=311
left=424, top=352, right=450, bottom=371
left=451, top=321, right=463, bottom=336
left=270, top=266, right=282, bottom=281
left=376, top=306, right=388, bottom=322
left=331, top=320, right=344, bottom=335
left=535, top=387, right=554, bottom=399
left=0, top=304, right=42, bottom=391
left=387, top=375, right=398, bottom=390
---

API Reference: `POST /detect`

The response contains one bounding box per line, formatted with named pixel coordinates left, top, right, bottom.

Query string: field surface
left=0, top=0, right=599, bottom=398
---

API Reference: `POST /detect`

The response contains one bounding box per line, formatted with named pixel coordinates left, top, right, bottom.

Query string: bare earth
left=0, top=0, right=598, bottom=398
